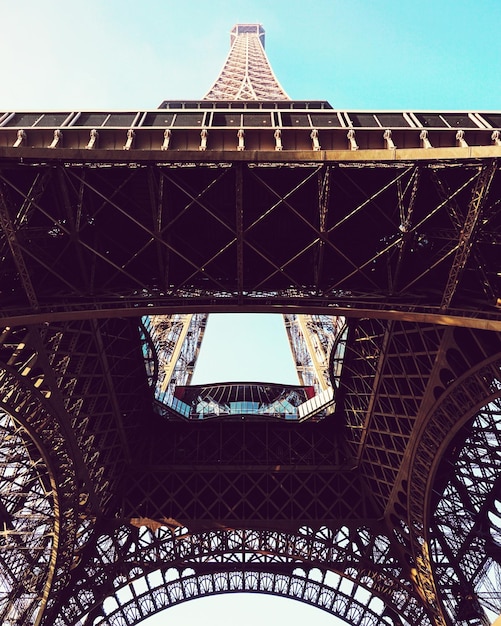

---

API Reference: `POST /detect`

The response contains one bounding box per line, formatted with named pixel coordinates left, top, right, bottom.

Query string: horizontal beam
left=0, top=156, right=499, bottom=327
left=1, top=145, right=501, bottom=163
left=2, top=303, right=501, bottom=331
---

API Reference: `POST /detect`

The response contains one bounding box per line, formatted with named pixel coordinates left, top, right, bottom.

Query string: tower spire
left=204, top=24, right=290, bottom=101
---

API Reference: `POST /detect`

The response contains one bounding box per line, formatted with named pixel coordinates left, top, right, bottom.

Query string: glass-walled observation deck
left=163, top=382, right=320, bottom=421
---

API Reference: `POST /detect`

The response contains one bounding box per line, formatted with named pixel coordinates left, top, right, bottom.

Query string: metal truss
left=204, top=25, right=289, bottom=101
left=284, top=314, right=344, bottom=392
left=403, top=351, right=501, bottom=626
left=0, top=153, right=499, bottom=626
left=50, top=523, right=430, bottom=626
left=0, top=159, right=500, bottom=327
left=0, top=326, right=79, bottom=625
left=0, top=22, right=501, bottom=624
left=330, top=319, right=501, bottom=625
left=1, top=315, right=499, bottom=625
left=430, top=401, right=501, bottom=624
left=0, top=410, right=54, bottom=625
left=0, top=318, right=491, bottom=626
left=0, top=318, right=153, bottom=625
left=141, top=313, right=207, bottom=406
left=119, top=417, right=376, bottom=524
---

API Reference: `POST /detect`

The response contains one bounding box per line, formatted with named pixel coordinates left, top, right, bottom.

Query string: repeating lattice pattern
left=204, top=25, right=289, bottom=101
left=0, top=161, right=500, bottom=323
left=285, top=314, right=344, bottom=392
left=431, top=400, right=501, bottom=623
left=0, top=327, right=79, bottom=624
left=53, top=524, right=429, bottom=626
left=0, top=411, right=54, bottom=625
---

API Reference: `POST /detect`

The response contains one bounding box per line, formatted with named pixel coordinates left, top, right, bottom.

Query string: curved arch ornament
left=0, top=409, right=54, bottom=625
left=406, top=356, right=501, bottom=626
left=53, top=524, right=430, bottom=626
left=0, top=332, right=80, bottom=625
left=430, top=398, right=501, bottom=624
left=94, top=568, right=396, bottom=626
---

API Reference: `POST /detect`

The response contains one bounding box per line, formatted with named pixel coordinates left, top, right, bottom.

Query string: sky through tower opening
left=191, top=314, right=299, bottom=384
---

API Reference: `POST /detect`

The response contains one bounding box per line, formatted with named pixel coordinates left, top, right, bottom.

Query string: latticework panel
left=340, top=320, right=445, bottom=502
left=120, top=415, right=376, bottom=525
left=0, top=319, right=152, bottom=623
left=430, top=398, right=501, bottom=624
left=422, top=397, right=501, bottom=624
left=284, top=314, right=344, bottom=392
left=0, top=326, right=79, bottom=624
left=50, top=524, right=429, bottom=626
left=38, top=318, right=150, bottom=515
left=399, top=354, right=501, bottom=626
left=330, top=321, right=501, bottom=625
left=337, top=322, right=501, bottom=510
left=124, top=467, right=376, bottom=528
left=141, top=313, right=207, bottom=406
left=204, top=25, right=289, bottom=101
left=0, top=410, right=55, bottom=625
left=0, top=161, right=501, bottom=323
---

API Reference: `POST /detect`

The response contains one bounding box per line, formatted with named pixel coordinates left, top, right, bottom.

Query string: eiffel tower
left=0, top=22, right=500, bottom=626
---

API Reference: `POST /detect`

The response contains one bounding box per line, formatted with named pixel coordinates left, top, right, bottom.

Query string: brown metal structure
left=0, top=24, right=500, bottom=626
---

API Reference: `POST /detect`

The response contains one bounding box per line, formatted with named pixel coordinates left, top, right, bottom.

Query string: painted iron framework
left=0, top=23, right=499, bottom=626
left=204, top=24, right=289, bottom=101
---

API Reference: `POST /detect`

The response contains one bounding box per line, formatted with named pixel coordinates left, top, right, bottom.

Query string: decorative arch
left=0, top=325, right=83, bottom=625
left=406, top=356, right=501, bottom=626
left=55, top=524, right=430, bottom=626
left=0, top=377, right=78, bottom=624
left=0, top=409, right=55, bottom=625
left=92, top=568, right=401, bottom=626
left=430, top=396, right=501, bottom=623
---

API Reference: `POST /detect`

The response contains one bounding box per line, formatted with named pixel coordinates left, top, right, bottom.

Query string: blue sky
left=2, top=0, right=501, bottom=111
left=2, top=1, right=500, bottom=624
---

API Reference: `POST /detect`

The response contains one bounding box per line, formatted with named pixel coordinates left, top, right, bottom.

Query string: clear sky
left=2, top=1, right=500, bottom=624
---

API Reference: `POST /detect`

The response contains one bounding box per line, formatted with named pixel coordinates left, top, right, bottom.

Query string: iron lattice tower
left=0, top=23, right=500, bottom=626
left=204, top=24, right=289, bottom=100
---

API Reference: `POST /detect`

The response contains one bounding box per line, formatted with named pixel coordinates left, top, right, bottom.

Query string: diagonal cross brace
left=0, top=187, right=39, bottom=311
left=440, top=160, right=497, bottom=311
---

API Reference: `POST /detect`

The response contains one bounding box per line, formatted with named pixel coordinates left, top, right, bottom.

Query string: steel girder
left=0, top=326, right=79, bottom=625
left=0, top=157, right=500, bottom=327
left=141, top=313, right=207, bottom=405
left=0, top=319, right=151, bottom=624
left=431, top=402, right=501, bottom=623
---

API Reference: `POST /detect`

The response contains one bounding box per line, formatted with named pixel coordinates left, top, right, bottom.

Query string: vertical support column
left=284, top=314, right=344, bottom=393
left=315, top=165, right=330, bottom=288
left=146, top=314, right=208, bottom=407
left=236, top=163, right=244, bottom=302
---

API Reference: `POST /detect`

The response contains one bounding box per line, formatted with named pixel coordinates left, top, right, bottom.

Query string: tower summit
left=204, top=23, right=289, bottom=100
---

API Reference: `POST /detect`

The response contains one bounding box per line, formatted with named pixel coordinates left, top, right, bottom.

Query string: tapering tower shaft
left=204, top=24, right=290, bottom=101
